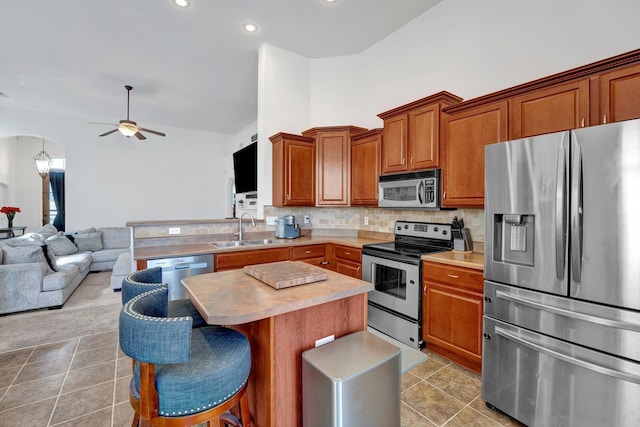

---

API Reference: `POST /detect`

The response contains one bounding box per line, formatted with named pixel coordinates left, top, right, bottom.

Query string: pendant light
left=34, top=138, right=52, bottom=178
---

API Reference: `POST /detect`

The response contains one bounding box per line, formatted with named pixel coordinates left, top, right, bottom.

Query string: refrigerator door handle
left=555, top=137, right=569, bottom=280
left=571, top=139, right=584, bottom=283
left=495, top=326, right=640, bottom=385
left=495, top=289, right=640, bottom=332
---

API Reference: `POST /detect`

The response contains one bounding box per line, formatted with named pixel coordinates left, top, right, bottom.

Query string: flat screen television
left=233, top=142, right=257, bottom=194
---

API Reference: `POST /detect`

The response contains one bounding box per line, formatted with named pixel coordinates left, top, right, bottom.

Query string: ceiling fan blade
left=138, top=127, right=166, bottom=137
left=135, top=132, right=147, bottom=140
left=99, top=129, right=119, bottom=137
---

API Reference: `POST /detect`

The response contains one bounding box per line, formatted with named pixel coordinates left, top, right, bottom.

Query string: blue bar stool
left=119, top=286, right=252, bottom=427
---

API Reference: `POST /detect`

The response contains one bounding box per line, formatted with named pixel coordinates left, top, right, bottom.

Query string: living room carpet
left=0, top=271, right=121, bottom=353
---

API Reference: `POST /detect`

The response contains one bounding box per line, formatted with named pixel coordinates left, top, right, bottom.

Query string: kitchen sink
left=211, top=239, right=279, bottom=248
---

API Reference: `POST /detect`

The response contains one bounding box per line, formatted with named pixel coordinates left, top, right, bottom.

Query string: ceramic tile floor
left=0, top=330, right=524, bottom=427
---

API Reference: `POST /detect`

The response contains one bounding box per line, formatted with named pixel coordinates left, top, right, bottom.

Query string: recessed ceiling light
left=324, top=0, right=338, bottom=3
left=243, top=23, right=258, bottom=33
left=174, top=0, right=190, bottom=8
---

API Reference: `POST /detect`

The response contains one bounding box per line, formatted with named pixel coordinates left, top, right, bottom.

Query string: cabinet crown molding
left=377, top=91, right=463, bottom=119
left=351, top=128, right=383, bottom=141
left=301, top=125, right=368, bottom=137
left=443, top=48, right=640, bottom=114
left=268, top=132, right=315, bottom=144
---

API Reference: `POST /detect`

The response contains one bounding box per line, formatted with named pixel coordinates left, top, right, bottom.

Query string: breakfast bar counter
left=181, top=264, right=374, bottom=427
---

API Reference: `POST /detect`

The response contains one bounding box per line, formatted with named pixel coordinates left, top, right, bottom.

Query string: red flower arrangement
left=1, top=206, right=21, bottom=228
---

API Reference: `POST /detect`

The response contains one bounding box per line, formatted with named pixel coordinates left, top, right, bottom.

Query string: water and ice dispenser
left=492, top=214, right=535, bottom=267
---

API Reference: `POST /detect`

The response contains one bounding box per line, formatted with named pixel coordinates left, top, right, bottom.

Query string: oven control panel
left=395, top=221, right=451, bottom=240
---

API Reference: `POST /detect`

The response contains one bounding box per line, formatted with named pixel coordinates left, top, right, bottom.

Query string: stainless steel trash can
left=302, top=330, right=401, bottom=427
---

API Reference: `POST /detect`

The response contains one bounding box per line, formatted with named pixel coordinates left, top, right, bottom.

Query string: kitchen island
left=181, top=263, right=374, bottom=427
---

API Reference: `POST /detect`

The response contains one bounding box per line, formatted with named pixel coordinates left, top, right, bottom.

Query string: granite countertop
left=181, top=264, right=374, bottom=324
left=422, top=251, right=484, bottom=271
left=133, top=235, right=388, bottom=260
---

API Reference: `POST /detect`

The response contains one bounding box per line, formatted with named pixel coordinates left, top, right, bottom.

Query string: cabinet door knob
left=447, top=274, right=459, bottom=279
left=581, top=118, right=585, bottom=127
left=344, top=252, right=351, bottom=255
left=305, top=250, right=312, bottom=254
left=603, top=114, right=607, bottom=124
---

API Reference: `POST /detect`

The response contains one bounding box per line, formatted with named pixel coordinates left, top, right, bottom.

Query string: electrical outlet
left=363, top=216, right=369, bottom=225
left=168, top=227, right=181, bottom=235
left=303, top=215, right=310, bottom=224
left=315, top=335, right=334, bottom=347
left=266, top=216, right=277, bottom=226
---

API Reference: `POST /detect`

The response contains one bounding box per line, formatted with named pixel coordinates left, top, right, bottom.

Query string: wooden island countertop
left=181, top=263, right=374, bottom=427
left=181, top=262, right=373, bottom=325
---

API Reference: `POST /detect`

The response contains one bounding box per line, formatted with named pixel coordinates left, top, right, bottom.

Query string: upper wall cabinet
left=597, top=62, right=640, bottom=124
left=377, top=92, right=462, bottom=175
left=509, top=79, right=590, bottom=139
left=270, top=133, right=316, bottom=207
left=441, top=101, right=508, bottom=208
left=302, top=126, right=367, bottom=206
left=350, top=128, right=382, bottom=206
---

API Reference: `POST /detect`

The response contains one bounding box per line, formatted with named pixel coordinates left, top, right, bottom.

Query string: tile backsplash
left=264, top=206, right=485, bottom=249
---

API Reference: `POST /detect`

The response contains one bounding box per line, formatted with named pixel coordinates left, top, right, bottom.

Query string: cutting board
left=243, top=261, right=328, bottom=289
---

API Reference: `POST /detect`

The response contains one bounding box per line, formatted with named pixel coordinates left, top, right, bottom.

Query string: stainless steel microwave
left=378, top=169, right=441, bottom=209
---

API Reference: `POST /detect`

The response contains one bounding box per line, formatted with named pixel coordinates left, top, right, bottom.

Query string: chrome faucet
left=236, top=212, right=256, bottom=241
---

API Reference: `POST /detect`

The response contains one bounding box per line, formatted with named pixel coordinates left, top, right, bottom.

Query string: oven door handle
left=362, top=251, right=421, bottom=266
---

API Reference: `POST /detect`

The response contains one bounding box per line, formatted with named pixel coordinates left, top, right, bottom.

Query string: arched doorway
left=0, top=136, right=65, bottom=232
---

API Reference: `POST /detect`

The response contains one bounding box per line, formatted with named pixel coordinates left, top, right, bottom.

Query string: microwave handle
left=418, top=180, right=423, bottom=204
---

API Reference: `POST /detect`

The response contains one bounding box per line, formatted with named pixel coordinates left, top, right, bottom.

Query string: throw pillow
left=73, top=231, right=103, bottom=252
left=32, top=223, right=58, bottom=239
left=46, top=232, right=79, bottom=256
left=42, top=244, right=58, bottom=272
left=2, top=245, right=54, bottom=273
left=74, top=227, right=97, bottom=234
left=6, top=234, right=45, bottom=247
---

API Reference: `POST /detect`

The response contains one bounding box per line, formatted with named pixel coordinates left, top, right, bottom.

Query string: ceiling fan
left=93, top=85, right=166, bottom=140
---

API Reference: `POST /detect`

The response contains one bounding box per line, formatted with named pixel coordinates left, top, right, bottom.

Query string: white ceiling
left=0, top=0, right=441, bottom=135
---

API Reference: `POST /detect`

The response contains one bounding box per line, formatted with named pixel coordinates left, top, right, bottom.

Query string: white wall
left=257, top=43, right=311, bottom=216
left=0, top=106, right=230, bottom=230
left=308, top=0, right=640, bottom=128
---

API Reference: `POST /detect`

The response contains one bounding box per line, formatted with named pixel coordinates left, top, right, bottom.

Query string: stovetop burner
left=363, top=220, right=453, bottom=259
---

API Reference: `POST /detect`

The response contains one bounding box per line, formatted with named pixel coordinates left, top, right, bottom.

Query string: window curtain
left=50, top=171, right=65, bottom=232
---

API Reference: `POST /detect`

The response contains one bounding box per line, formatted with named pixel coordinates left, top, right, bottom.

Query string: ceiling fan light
left=118, top=123, right=138, bottom=136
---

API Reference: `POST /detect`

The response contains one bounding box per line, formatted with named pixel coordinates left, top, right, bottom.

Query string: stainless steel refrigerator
left=483, top=118, right=640, bottom=427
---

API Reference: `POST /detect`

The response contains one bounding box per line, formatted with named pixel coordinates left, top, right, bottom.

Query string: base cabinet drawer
left=215, top=247, right=291, bottom=271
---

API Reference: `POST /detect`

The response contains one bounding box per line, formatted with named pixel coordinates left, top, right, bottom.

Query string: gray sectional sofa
left=0, top=224, right=131, bottom=314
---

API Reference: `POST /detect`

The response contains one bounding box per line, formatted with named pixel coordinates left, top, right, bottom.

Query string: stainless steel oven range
left=362, top=221, right=453, bottom=349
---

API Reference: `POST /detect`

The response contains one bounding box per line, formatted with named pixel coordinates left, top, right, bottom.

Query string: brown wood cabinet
left=302, top=126, right=367, bottom=206
left=350, top=129, right=382, bottom=206
left=333, top=245, right=362, bottom=279
left=215, top=247, right=291, bottom=272
left=270, top=133, right=315, bottom=207
left=509, top=79, right=590, bottom=139
left=291, top=244, right=328, bottom=268
left=422, top=261, right=483, bottom=373
left=598, top=62, right=640, bottom=124
left=441, top=100, right=508, bottom=207
left=378, top=92, right=462, bottom=175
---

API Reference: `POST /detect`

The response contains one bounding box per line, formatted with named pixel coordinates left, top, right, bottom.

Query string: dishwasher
left=146, top=254, right=214, bottom=301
